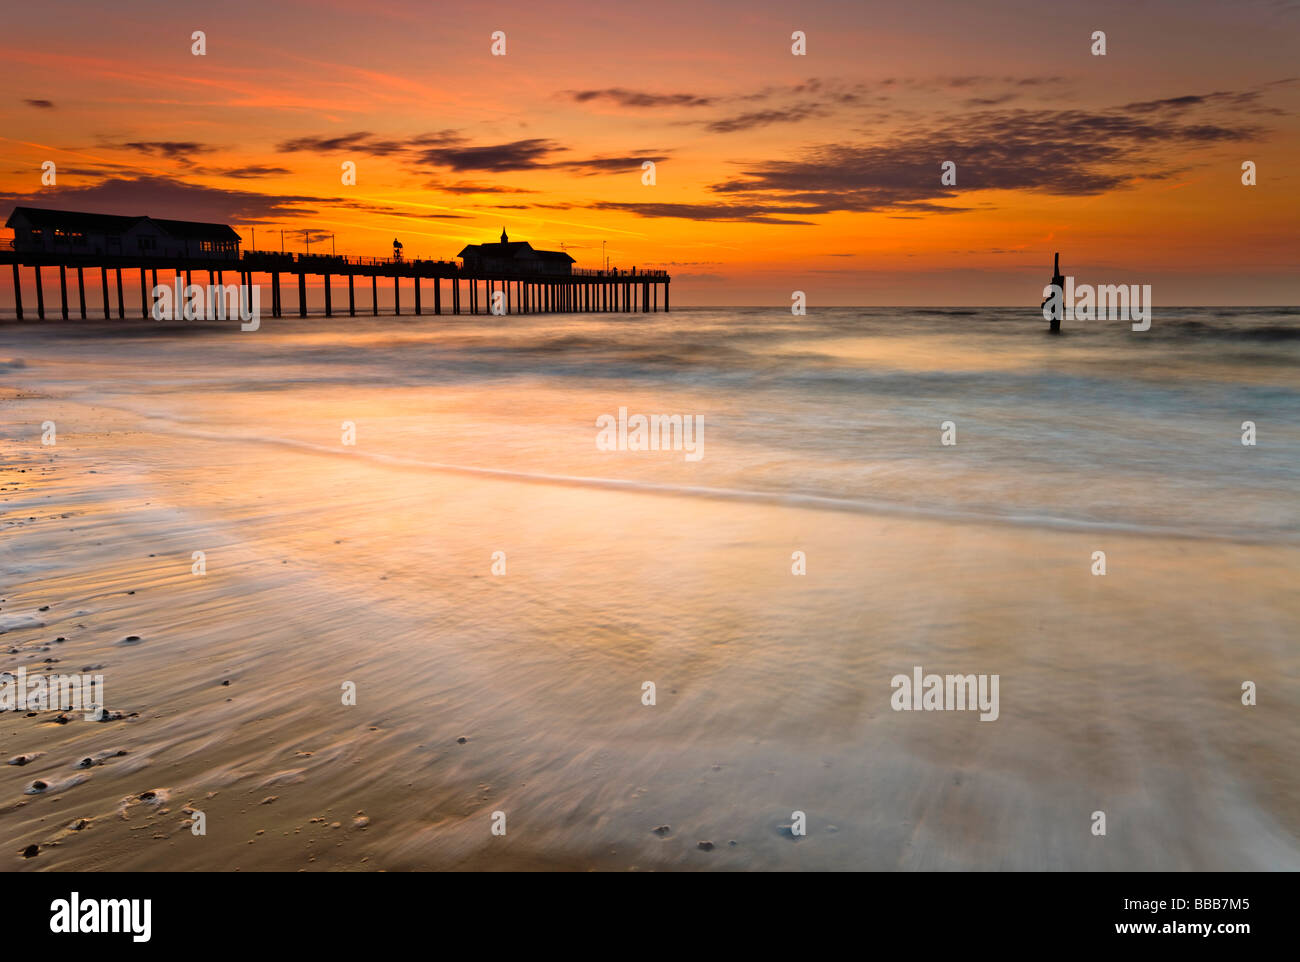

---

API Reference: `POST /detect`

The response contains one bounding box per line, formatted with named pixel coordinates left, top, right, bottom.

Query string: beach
left=2, top=307, right=1298, bottom=870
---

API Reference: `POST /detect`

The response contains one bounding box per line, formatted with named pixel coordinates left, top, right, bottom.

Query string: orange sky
left=1, top=0, right=1297, bottom=304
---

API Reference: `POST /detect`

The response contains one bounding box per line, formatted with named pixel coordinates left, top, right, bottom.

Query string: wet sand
left=3, top=310, right=1298, bottom=870
left=3, top=383, right=1297, bottom=871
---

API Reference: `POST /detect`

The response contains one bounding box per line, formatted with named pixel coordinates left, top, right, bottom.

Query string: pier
left=0, top=211, right=670, bottom=321
left=1, top=247, right=670, bottom=321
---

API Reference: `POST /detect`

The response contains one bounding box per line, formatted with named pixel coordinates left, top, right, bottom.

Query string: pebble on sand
left=697, top=841, right=715, bottom=851
left=21, top=844, right=39, bottom=858
left=651, top=825, right=671, bottom=837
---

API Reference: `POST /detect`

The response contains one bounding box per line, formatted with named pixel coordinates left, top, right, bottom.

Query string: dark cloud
left=427, top=180, right=536, bottom=194
left=414, top=138, right=557, bottom=172
left=1121, top=90, right=1283, bottom=116
left=0, top=174, right=486, bottom=232
left=567, top=88, right=715, bottom=108
left=119, top=141, right=213, bottom=159
left=414, top=139, right=667, bottom=175
left=276, top=131, right=411, bottom=155
left=708, top=100, right=1262, bottom=210
left=326, top=197, right=468, bottom=220
left=272, top=127, right=668, bottom=177
left=552, top=154, right=669, bottom=175
left=0, top=175, right=320, bottom=224
left=581, top=201, right=818, bottom=226
left=705, top=107, right=827, bottom=134
left=23, top=99, right=54, bottom=109
left=561, top=89, right=1271, bottom=223
left=212, top=165, right=293, bottom=179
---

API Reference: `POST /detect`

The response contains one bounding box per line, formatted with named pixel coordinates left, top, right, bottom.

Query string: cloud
left=211, top=165, right=293, bottom=179
left=0, top=175, right=320, bottom=224
left=552, top=88, right=1272, bottom=224
left=413, top=139, right=667, bottom=176
left=23, top=98, right=54, bottom=109
left=272, top=128, right=669, bottom=177
left=566, top=88, right=715, bottom=108
left=276, top=131, right=412, bottom=155
left=414, top=137, right=557, bottom=171
left=704, top=107, right=827, bottom=134
left=426, top=180, right=536, bottom=194
left=963, top=94, right=1018, bottom=107
left=552, top=154, right=669, bottom=175
left=701, top=95, right=1266, bottom=214
left=118, top=141, right=214, bottom=159
left=580, top=201, right=818, bottom=226
left=1121, top=90, right=1284, bottom=116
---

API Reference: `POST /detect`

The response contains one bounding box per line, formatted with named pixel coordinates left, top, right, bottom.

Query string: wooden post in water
left=324, top=273, right=332, bottom=316
left=394, top=275, right=400, bottom=315
left=76, top=267, right=86, bottom=319
left=12, top=264, right=22, bottom=321
left=139, top=269, right=147, bottom=318
left=101, top=267, right=109, bottom=319
left=298, top=272, right=307, bottom=317
left=371, top=275, right=378, bottom=316
left=415, top=276, right=421, bottom=315
left=35, top=266, right=45, bottom=319
left=434, top=276, right=441, bottom=315
left=1044, top=252, right=1065, bottom=334
left=348, top=274, right=355, bottom=317
left=59, top=265, right=68, bottom=320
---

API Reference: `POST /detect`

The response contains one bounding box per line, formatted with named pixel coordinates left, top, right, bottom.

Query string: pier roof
left=6, top=206, right=239, bottom=241
left=7, top=206, right=143, bottom=234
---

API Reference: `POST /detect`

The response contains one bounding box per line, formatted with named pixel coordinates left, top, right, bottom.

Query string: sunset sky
left=1, top=0, right=1297, bottom=304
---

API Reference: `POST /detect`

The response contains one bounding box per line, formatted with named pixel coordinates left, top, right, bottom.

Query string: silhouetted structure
left=2, top=208, right=669, bottom=321
left=458, top=228, right=575, bottom=275
left=1042, top=251, right=1065, bottom=333
left=6, top=207, right=240, bottom=259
